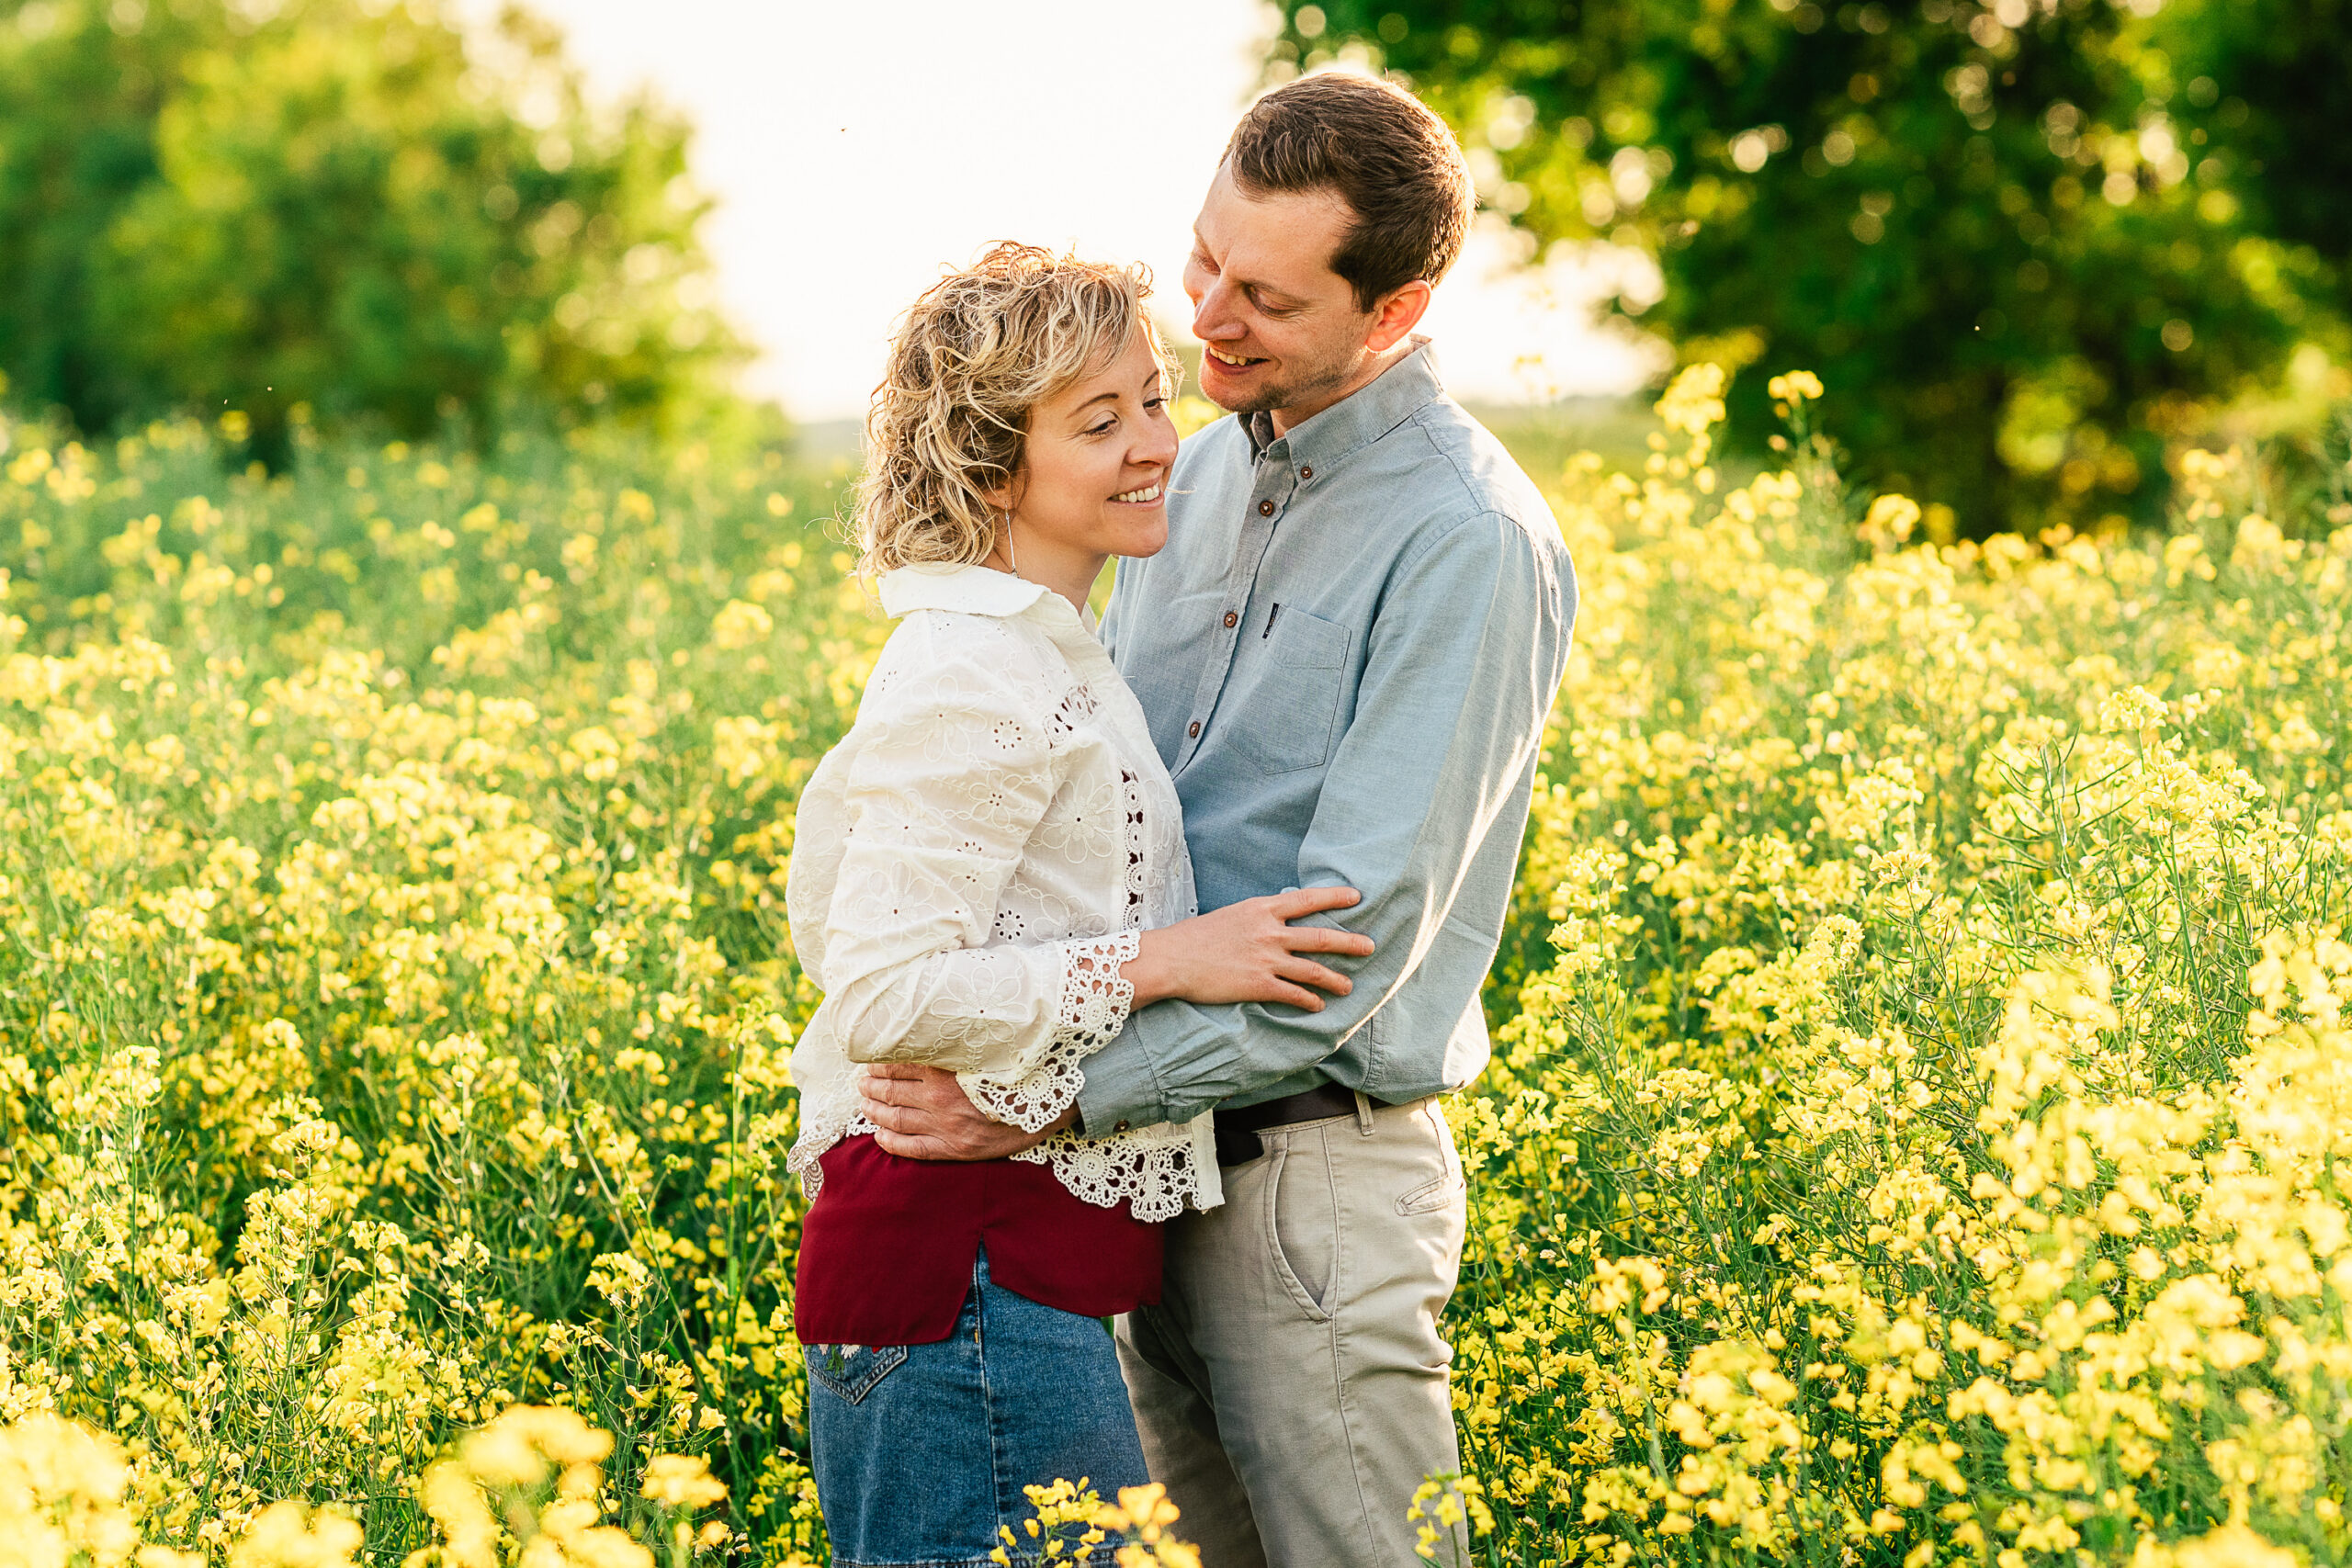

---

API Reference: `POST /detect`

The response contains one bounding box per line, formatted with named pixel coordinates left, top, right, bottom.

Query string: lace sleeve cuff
left=959, top=930, right=1140, bottom=1133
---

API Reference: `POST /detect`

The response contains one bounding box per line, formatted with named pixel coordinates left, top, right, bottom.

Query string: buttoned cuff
left=1072, top=1013, right=1167, bottom=1134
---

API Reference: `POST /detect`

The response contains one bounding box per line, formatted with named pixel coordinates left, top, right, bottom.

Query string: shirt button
left=1188, top=721, right=1202, bottom=738
left=1299, top=466, right=1313, bottom=479
left=1114, top=1120, right=1130, bottom=1134
left=1258, top=499, right=1275, bottom=516
left=1223, top=611, right=1238, bottom=628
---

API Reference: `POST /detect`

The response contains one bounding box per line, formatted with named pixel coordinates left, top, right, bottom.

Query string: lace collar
left=878, top=562, right=1097, bottom=638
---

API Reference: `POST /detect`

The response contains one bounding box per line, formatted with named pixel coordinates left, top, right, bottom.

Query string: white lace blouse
left=785, top=562, right=1222, bottom=1221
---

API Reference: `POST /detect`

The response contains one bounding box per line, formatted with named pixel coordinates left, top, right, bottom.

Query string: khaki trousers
left=1115, top=1095, right=1467, bottom=1568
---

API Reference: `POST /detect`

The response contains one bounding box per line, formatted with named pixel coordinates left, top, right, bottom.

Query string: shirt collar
left=877, top=560, right=1097, bottom=637
left=1243, top=337, right=1446, bottom=470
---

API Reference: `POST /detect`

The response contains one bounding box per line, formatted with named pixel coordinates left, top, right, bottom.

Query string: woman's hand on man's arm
left=858, top=888, right=1370, bottom=1161
left=1122, top=886, right=1374, bottom=1010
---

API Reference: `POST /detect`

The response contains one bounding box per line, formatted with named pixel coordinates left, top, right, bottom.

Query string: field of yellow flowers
left=0, top=373, right=2346, bottom=1567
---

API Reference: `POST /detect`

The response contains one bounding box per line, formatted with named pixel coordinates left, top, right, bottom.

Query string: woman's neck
left=982, top=543, right=1105, bottom=616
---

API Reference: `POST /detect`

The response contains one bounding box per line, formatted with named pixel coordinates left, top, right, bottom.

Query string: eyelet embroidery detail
left=786, top=599, right=1209, bottom=1220
left=962, top=929, right=1140, bottom=1133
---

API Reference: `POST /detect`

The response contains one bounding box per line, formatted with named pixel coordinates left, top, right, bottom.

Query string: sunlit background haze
left=472, top=0, right=1665, bottom=424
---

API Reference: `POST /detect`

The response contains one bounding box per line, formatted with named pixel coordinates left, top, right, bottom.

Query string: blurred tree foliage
left=1276, top=0, right=2348, bottom=531
left=0, top=0, right=741, bottom=466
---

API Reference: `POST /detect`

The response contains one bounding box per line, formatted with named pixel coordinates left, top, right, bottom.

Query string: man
left=862, top=72, right=1577, bottom=1565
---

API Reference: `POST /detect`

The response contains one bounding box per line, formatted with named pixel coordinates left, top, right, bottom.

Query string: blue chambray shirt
left=1077, top=342, right=1577, bottom=1131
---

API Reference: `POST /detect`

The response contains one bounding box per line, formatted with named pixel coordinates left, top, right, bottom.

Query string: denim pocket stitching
left=807, top=1341, right=909, bottom=1405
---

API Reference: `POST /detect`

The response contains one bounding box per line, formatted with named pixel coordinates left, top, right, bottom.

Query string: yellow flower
left=710, top=599, right=775, bottom=650
left=639, top=1454, right=727, bottom=1510
left=232, top=1502, right=365, bottom=1568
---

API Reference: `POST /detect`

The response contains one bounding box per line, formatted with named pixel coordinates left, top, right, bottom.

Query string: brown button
left=1114, top=1120, right=1130, bottom=1134
left=1188, top=721, right=1202, bottom=738
left=1299, top=466, right=1313, bottom=479
left=1223, top=611, right=1238, bottom=628
left=1258, top=499, right=1275, bottom=516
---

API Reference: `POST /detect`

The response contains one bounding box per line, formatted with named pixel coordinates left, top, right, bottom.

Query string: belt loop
left=1353, top=1090, right=1374, bottom=1136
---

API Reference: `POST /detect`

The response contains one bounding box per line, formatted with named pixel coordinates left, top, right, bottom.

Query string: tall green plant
left=0, top=0, right=741, bottom=465
left=1277, top=0, right=2347, bottom=533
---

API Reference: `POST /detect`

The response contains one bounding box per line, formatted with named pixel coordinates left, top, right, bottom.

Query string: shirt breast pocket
left=1229, top=607, right=1350, bottom=775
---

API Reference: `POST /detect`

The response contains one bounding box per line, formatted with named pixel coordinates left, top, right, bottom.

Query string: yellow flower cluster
left=1454, top=367, right=2352, bottom=1563
left=1, top=369, right=2345, bottom=1564
left=989, top=1480, right=1201, bottom=1568
left=0, top=1405, right=728, bottom=1568
left=0, top=414, right=865, bottom=1562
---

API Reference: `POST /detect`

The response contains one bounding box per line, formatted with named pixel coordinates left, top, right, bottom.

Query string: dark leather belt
left=1213, top=1082, right=1386, bottom=1167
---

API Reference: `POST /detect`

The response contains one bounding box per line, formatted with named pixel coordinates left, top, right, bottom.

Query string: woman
left=785, top=243, right=1373, bottom=1565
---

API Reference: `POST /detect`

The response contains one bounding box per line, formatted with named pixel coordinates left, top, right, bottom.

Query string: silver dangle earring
left=1002, top=509, right=1019, bottom=578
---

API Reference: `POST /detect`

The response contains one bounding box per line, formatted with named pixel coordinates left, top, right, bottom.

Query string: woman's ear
left=978, top=468, right=1023, bottom=514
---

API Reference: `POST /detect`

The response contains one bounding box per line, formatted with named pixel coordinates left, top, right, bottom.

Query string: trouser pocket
left=1393, top=1099, right=1464, bottom=1215
left=1265, top=1140, right=1340, bottom=1320
left=806, top=1342, right=909, bottom=1405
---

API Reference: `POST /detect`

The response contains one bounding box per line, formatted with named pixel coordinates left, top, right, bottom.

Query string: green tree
left=1277, top=0, right=2346, bottom=531
left=0, top=0, right=740, bottom=465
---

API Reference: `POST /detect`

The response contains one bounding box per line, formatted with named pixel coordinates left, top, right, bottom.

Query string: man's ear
left=1364, top=279, right=1433, bottom=353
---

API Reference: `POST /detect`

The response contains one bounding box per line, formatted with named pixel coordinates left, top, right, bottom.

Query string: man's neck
left=1268, top=338, right=1418, bottom=439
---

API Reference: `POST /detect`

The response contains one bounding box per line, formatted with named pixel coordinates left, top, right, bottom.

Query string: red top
left=794, top=1135, right=1164, bottom=1346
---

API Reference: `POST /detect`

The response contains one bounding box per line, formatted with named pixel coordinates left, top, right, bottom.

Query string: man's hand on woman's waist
left=858, top=1064, right=1074, bottom=1160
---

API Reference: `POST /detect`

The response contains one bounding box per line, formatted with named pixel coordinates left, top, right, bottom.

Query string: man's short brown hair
left=1223, top=73, right=1476, bottom=313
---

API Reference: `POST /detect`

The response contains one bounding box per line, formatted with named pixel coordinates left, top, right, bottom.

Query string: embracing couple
left=786, top=74, right=1578, bottom=1567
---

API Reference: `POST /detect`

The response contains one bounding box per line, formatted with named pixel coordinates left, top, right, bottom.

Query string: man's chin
left=1208, top=357, right=1357, bottom=421
left=1210, top=389, right=1282, bottom=415
left=1203, top=367, right=1296, bottom=416
left=1201, top=357, right=1275, bottom=412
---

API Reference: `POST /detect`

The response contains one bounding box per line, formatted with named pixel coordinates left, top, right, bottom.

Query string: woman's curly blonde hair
left=851, top=242, right=1179, bottom=578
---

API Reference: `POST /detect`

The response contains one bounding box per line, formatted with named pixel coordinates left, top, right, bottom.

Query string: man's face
left=1182, top=164, right=1377, bottom=420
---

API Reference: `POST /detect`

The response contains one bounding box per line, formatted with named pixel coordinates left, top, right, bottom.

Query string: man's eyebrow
left=1221, top=265, right=1302, bottom=309
left=1194, top=223, right=1307, bottom=307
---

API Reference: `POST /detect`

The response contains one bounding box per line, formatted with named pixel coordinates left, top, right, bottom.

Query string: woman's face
left=1007, top=330, right=1179, bottom=566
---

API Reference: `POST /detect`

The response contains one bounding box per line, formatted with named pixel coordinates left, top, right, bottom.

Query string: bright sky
left=500, top=0, right=1662, bottom=421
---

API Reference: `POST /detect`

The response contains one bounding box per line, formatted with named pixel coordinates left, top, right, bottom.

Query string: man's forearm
left=1081, top=513, right=1568, bottom=1131
left=862, top=1063, right=1071, bottom=1159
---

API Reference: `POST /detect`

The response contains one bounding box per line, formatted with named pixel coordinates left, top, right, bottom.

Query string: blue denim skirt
left=806, top=1247, right=1151, bottom=1567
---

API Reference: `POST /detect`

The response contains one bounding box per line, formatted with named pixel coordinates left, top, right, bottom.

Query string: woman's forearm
left=1121, top=928, right=1182, bottom=1010
left=834, top=943, right=1054, bottom=1069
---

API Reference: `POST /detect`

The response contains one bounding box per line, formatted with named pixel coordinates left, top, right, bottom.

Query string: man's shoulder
left=1385, top=399, right=1566, bottom=558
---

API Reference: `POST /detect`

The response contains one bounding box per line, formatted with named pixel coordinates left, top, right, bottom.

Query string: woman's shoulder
left=861, top=607, right=1068, bottom=718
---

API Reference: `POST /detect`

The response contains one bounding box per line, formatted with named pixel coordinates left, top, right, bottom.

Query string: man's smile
left=1204, top=345, right=1267, bottom=367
